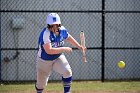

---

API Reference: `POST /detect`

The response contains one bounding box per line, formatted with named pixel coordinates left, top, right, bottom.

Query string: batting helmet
left=46, top=13, right=61, bottom=25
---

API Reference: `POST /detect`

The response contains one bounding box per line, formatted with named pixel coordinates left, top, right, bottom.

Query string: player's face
left=50, top=24, right=60, bottom=33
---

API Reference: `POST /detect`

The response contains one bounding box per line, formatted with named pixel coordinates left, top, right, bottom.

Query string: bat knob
left=83, top=56, right=87, bottom=63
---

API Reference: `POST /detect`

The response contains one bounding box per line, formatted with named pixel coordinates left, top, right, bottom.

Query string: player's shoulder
left=40, top=28, right=50, bottom=36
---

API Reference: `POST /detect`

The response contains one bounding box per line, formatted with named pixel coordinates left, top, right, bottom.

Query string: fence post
left=101, top=0, right=105, bottom=82
left=0, top=12, right=1, bottom=81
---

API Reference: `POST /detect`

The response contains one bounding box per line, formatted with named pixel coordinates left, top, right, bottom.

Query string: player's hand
left=64, top=47, right=72, bottom=53
left=79, top=45, right=87, bottom=52
left=82, top=46, right=87, bottom=53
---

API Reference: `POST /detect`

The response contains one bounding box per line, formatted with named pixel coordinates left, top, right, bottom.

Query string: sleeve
left=43, top=30, right=51, bottom=44
left=63, top=30, right=69, bottom=39
left=59, top=26, right=70, bottom=39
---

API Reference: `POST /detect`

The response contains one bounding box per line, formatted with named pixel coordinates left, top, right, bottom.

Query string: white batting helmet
left=46, top=13, right=61, bottom=25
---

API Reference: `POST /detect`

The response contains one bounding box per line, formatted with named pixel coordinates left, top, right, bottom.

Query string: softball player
left=35, top=13, right=83, bottom=93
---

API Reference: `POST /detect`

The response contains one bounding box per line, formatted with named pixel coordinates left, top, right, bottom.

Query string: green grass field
left=0, top=81, right=140, bottom=93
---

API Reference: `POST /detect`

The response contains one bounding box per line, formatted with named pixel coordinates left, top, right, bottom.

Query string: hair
left=47, top=24, right=61, bottom=29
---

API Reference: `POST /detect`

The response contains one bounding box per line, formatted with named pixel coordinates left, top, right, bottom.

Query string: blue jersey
left=37, top=26, right=69, bottom=60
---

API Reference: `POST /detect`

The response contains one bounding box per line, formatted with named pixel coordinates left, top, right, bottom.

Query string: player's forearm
left=46, top=47, right=66, bottom=54
left=43, top=43, right=72, bottom=54
left=67, top=35, right=81, bottom=50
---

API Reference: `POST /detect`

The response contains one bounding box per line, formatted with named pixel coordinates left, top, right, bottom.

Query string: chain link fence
left=0, top=0, right=140, bottom=83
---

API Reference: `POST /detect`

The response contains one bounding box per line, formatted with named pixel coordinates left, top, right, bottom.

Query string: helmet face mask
left=46, top=13, right=61, bottom=25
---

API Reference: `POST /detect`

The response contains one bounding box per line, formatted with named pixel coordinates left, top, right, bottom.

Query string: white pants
left=36, top=54, right=72, bottom=89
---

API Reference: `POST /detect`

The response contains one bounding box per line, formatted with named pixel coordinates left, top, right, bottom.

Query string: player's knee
left=63, top=69, right=72, bottom=78
left=66, top=69, right=72, bottom=76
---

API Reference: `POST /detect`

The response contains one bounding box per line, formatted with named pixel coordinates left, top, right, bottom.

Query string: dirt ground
left=1, top=91, right=139, bottom=93
left=46, top=92, right=140, bottom=93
